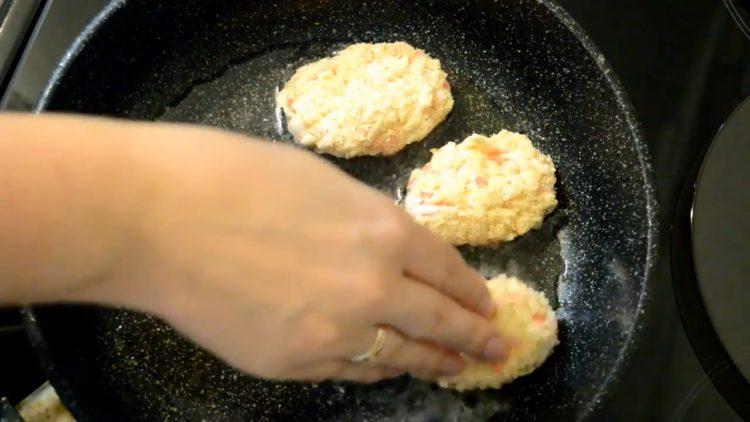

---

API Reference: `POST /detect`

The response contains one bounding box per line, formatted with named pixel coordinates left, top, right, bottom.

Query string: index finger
left=400, top=217, right=495, bottom=318
left=378, top=277, right=506, bottom=362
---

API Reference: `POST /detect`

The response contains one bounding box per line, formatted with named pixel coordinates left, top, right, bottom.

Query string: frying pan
left=23, top=0, right=658, bottom=420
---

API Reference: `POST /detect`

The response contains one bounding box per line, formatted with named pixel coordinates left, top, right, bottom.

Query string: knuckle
left=371, top=210, right=408, bottom=247
left=448, top=252, right=473, bottom=282
left=462, top=271, right=487, bottom=301
left=439, top=259, right=461, bottom=285
left=295, top=317, right=340, bottom=352
left=312, top=326, right=340, bottom=350
left=430, top=307, right=449, bottom=334
left=470, top=323, right=497, bottom=354
left=344, top=224, right=370, bottom=246
left=434, top=254, right=471, bottom=294
left=408, top=307, right=449, bottom=341
left=468, top=282, right=488, bottom=309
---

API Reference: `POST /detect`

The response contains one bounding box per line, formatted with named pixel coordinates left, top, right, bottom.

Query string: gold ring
left=350, top=327, right=387, bottom=363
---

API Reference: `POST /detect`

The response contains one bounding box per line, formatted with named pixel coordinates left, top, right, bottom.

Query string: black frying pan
left=23, top=0, right=658, bottom=420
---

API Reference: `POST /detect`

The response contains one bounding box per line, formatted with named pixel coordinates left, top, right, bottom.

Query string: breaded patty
left=276, top=42, right=453, bottom=158
left=405, top=131, right=558, bottom=245
left=437, top=274, right=558, bottom=391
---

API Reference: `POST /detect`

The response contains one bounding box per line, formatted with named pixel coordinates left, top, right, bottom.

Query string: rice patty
left=276, top=42, right=453, bottom=158
left=437, top=274, right=558, bottom=391
left=405, top=131, right=557, bottom=245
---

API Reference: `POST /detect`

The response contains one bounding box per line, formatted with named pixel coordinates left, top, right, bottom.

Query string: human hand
left=66, top=122, right=507, bottom=383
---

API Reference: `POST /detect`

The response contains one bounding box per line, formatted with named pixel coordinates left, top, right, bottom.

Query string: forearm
left=0, top=113, right=153, bottom=305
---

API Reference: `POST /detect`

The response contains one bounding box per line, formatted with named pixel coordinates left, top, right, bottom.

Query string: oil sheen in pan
left=145, top=41, right=569, bottom=420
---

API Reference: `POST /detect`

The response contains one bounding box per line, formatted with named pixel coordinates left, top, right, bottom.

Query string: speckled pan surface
left=26, top=0, right=657, bottom=420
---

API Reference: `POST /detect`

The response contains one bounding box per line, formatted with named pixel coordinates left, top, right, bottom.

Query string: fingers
left=401, top=220, right=495, bottom=318
left=284, top=359, right=403, bottom=383
left=286, top=360, right=348, bottom=381
left=340, top=326, right=465, bottom=377
left=379, top=277, right=507, bottom=362
left=373, top=327, right=465, bottom=377
left=337, top=364, right=402, bottom=383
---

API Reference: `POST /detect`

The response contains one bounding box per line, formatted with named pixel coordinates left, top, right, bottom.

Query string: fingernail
left=480, top=297, right=497, bottom=318
left=483, top=337, right=507, bottom=362
left=442, top=357, right=465, bottom=375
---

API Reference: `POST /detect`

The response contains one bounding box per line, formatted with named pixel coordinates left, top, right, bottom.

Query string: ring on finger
left=350, top=326, right=387, bottom=364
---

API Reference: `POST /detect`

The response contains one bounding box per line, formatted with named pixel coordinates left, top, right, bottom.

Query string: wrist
left=0, top=115, right=157, bottom=305
left=59, top=122, right=174, bottom=310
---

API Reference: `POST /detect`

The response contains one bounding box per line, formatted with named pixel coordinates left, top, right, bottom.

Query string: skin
left=0, top=113, right=507, bottom=383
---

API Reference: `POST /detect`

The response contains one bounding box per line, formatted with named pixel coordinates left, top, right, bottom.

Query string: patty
left=404, top=131, right=558, bottom=245
left=276, top=42, right=454, bottom=158
left=437, top=274, right=558, bottom=391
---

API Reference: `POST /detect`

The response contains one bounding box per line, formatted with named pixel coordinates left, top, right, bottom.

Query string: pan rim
left=535, top=0, right=659, bottom=416
left=28, top=0, right=659, bottom=419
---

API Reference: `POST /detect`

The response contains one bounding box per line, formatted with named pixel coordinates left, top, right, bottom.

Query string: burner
left=693, top=100, right=750, bottom=385
left=672, top=98, right=750, bottom=419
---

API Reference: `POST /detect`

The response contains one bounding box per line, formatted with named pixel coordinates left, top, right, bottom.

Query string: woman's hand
left=0, top=114, right=506, bottom=383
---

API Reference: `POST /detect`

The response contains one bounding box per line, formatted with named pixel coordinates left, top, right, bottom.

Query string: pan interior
left=30, top=0, right=655, bottom=421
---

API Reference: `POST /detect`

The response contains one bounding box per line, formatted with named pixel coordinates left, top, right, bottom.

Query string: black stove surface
left=0, top=0, right=747, bottom=420
left=563, top=2, right=748, bottom=420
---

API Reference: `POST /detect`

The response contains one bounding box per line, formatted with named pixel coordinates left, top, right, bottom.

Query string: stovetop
left=0, top=1, right=747, bottom=420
